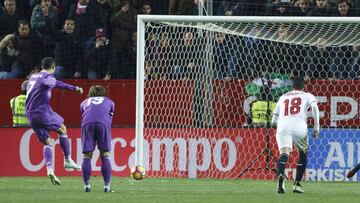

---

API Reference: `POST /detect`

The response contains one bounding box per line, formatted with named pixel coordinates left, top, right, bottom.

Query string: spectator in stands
left=293, top=0, right=311, bottom=15
left=77, top=27, right=112, bottom=80
left=329, top=46, right=356, bottom=80
left=215, top=0, right=239, bottom=16
left=352, top=0, right=360, bottom=16
left=117, top=31, right=137, bottom=79
left=94, top=0, right=112, bottom=31
left=334, top=0, right=354, bottom=16
left=213, top=32, right=229, bottom=79
left=266, top=0, right=293, bottom=16
left=97, top=0, right=112, bottom=12
left=1, top=0, right=31, bottom=19
left=155, top=32, right=172, bottom=79
left=172, top=31, right=203, bottom=80
left=68, top=0, right=106, bottom=48
left=30, top=0, right=58, bottom=58
left=110, top=0, right=137, bottom=78
left=307, top=0, right=333, bottom=16
left=145, top=61, right=157, bottom=80
left=265, top=25, right=305, bottom=76
left=14, top=20, right=42, bottom=77
left=150, top=0, right=168, bottom=14
left=169, top=0, right=196, bottom=15
left=234, top=0, right=267, bottom=16
left=239, top=28, right=265, bottom=80
left=304, top=40, right=332, bottom=79
left=10, top=80, right=30, bottom=127
left=140, top=1, right=152, bottom=14
left=213, top=32, right=237, bottom=79
left=0, top=34, right=21, bottom=79
left=30, top=0, right=76, bottom=28
left=0, top=0, right=22, bottom=38
left=110, top=0, right=136, bottom=50
left=53, top=19, right=83, bottom=79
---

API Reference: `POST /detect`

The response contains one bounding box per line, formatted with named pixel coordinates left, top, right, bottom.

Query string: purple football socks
left=82, top=157, right=92, bottom=185
left=101, top=157, right=112, bottom=186
left=43, top=145, right=53, bottom=170
left=59, top=135, right=70, bottom=160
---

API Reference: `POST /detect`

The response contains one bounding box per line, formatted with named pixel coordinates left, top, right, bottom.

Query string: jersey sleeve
left=272, top=100, right=280, bottom=116
left=80, top=100, right=85, bottom=114
left=307, top=93, right=317, bottom=105
left=109, top=101, right=115, bottom=116
left=55, top=80, right=77, bottom=91
left=271, top=100, right=281, bottom=126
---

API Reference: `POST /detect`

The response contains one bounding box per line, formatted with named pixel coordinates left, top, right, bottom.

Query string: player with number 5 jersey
left=80, top=85, right=115, bottom=193
left=271, top=77, right=320, bottom=194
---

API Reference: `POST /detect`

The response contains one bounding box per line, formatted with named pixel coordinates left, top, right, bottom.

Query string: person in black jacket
left=0, top=34, right=21, bottom=79
left=68, top=0, right=106, bottom=49
left=14, top=20, right=42, bottom=77
left=53, top=19, right=83, bottom=79
left=0, top=0, right=23, bottom=38
left=334, top=0, right=355, bottom=16
left=30, top=0, right=58, bottom=58
left=292, top=0, right=311, bottom=16
left=307, top=0, right=333, bottom=16
left=76, top=27, right=112, bottom=80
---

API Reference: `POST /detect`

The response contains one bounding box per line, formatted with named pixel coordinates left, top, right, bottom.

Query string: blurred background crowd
left=0, top=0, right=359, bottom=80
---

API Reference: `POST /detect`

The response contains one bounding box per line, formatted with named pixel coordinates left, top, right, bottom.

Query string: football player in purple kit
left=80, top=85, right=115, bottom=192
left=26, top=57, right=83, bottom=185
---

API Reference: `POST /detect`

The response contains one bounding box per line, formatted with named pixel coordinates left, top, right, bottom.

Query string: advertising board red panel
left=0, top=128, right=298, bottom=179
left=0, top=128, right=135, bottom=177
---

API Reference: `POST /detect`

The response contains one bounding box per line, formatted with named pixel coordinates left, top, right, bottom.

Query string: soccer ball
left=130, top=166, right=146, bottom=180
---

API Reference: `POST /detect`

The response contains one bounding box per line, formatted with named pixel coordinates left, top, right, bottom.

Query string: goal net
left=136, top=16, right=360, bottom=180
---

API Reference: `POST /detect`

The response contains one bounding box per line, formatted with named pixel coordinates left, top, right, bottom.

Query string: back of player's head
left=41, top=57, right=56, bottom=70
left=292, top=76, right=305, bottom=90
left=88, top=85, right=107, bottom=97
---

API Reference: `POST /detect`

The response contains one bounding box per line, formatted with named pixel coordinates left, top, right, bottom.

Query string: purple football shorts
left=29, top=110, right=64, bottom=142
left=81, top=122, right=111, bottom=153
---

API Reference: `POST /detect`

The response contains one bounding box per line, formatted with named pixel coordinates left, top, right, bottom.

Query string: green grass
left=0, top=177, right=360, bottom=203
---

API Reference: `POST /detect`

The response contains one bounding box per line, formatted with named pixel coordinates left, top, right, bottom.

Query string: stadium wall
left=0, top=80, right=359, bottom=127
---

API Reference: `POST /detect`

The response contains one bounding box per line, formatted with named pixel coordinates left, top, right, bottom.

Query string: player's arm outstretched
left=55, top=80, right=83, bottom=94
left=42, top=75, right=83, bottom=94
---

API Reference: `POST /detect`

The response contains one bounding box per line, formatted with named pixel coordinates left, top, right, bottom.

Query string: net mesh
left=139, top=19, right=360, bottom=180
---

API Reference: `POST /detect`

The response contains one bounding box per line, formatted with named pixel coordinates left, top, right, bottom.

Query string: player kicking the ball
left=271, top=77, right=320, bottom=194
left=80, top=85, right=115, bottom=192
left=26, top=57, right=83, bottom=185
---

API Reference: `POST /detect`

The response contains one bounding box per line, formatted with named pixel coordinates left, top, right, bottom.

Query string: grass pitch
left=0, top=177, right=360, bottom=203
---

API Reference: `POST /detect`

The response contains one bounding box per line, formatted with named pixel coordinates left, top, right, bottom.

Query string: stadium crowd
left=0, top=0, right=359, bottom=80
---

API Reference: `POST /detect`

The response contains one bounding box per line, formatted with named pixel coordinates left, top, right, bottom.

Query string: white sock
left=47, top=168, right=54, bottom=175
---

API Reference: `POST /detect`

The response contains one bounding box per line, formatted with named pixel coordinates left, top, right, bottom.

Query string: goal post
left=135, top=16, right=146, bottom=167
left=136, top=15, right=360, bottom=180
